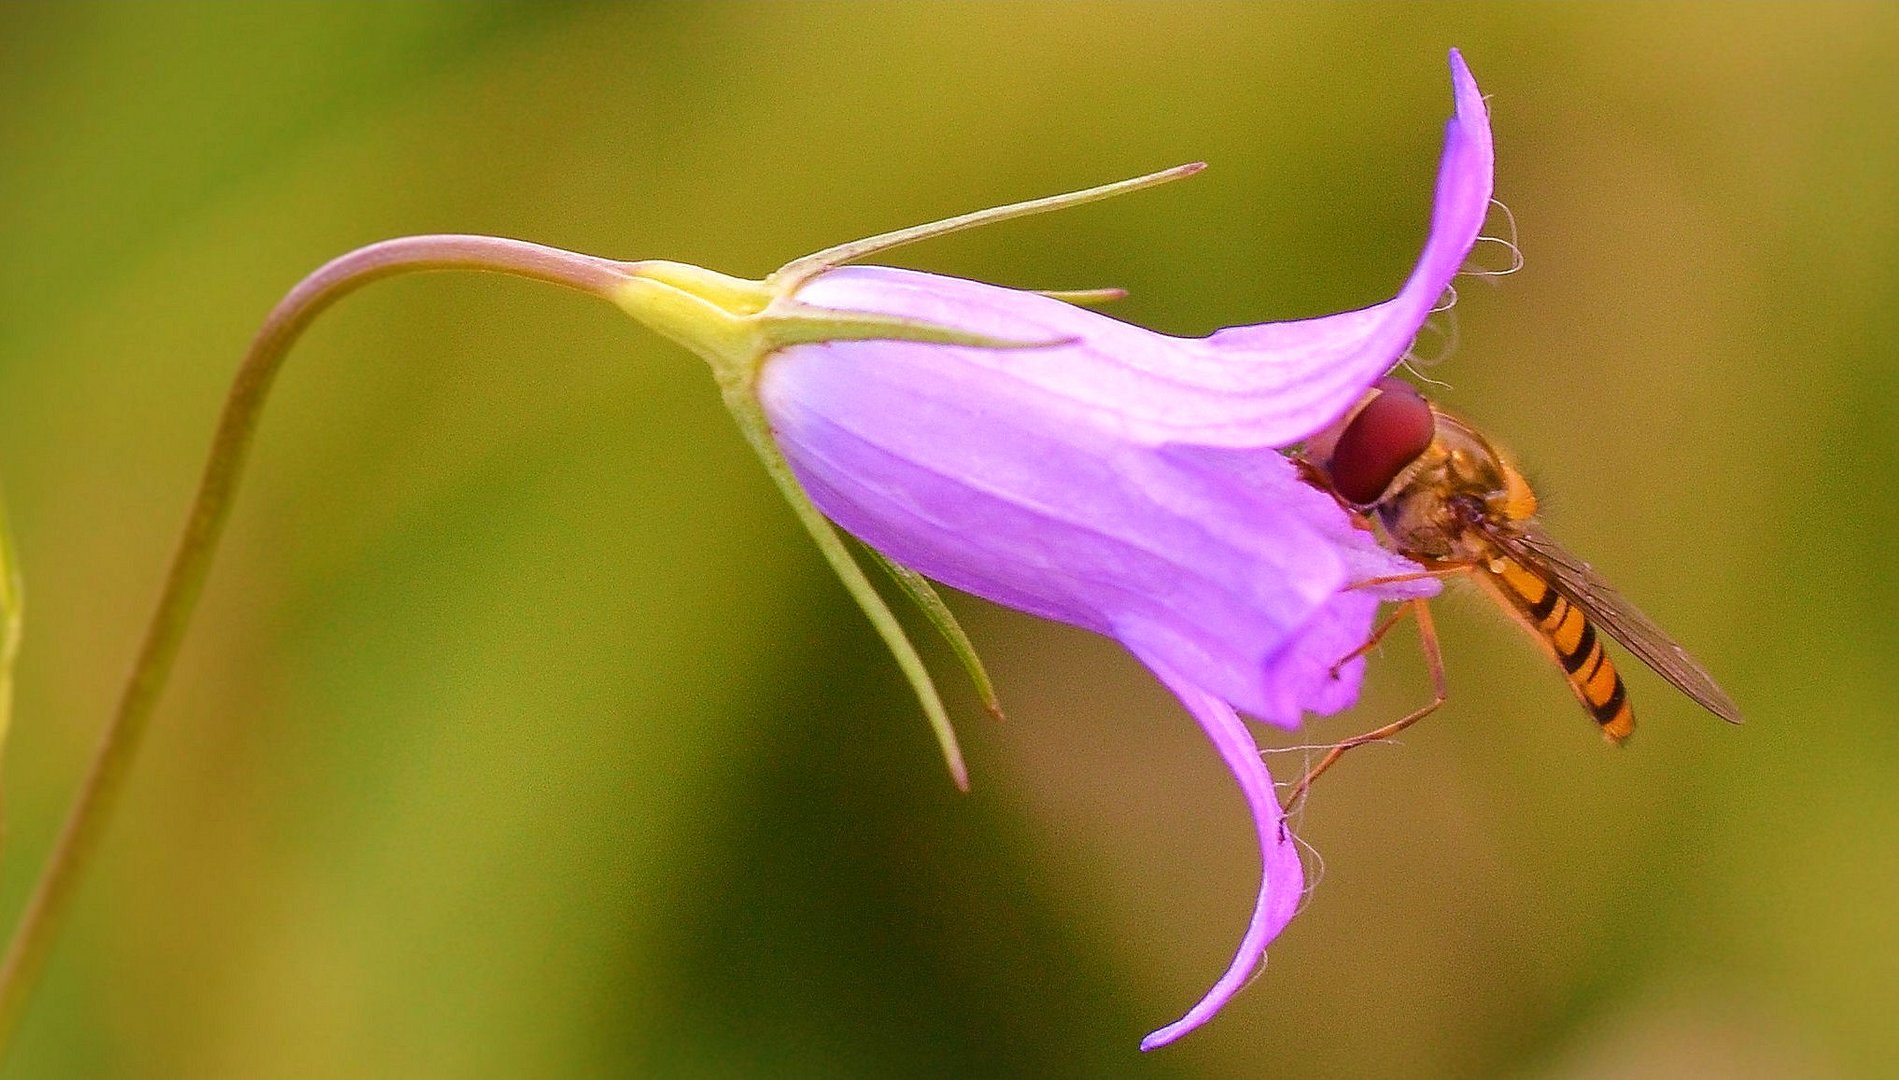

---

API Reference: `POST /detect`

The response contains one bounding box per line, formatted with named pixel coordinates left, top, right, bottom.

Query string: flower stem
left=0, top=236, right=632, bottom=1053
left=0, top=490, right=22, bottom=842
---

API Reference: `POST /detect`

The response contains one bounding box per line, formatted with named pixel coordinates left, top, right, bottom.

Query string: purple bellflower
left=0, top=49, right=1494, bottom=1051
left=614, top=50, right=1493, bottom=1048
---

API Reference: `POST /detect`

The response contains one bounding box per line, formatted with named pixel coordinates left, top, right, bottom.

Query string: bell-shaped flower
left=612, top=49, right=1494, bottom=1048
left=0, top=47, right=1496, bottom=1051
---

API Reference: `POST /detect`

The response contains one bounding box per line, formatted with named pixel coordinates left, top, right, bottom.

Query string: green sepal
left=770, top=161, right=1205, bottom=292
left=720, top=392, right=970, bottom=791
left=1036, top=287, right=1128, bottom=306
left=860, top=546, right=1005, bottom=723
left=760, top=307, right=1071, bottom=352
left=610, top=284, right=1071, bottom=396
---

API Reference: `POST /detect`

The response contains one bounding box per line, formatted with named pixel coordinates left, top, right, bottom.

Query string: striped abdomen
left=1481, top=553, right=1635, bottom=742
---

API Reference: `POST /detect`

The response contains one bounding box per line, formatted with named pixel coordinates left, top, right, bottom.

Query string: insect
left=1286, top=376, right=1742, bottom=807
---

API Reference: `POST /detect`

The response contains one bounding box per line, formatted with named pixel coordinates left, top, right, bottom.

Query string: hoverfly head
left=1320, top=376, right=1438, bottom=506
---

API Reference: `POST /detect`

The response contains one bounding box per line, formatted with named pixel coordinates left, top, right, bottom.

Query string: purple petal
left=1146, top=441, right=1439, bottom=722
left=762, top=346, right=1384, bottom=722
left=1125, top=650, right=1303, bottom=1051
left=791, top=265, right=1323, bottom=449
left=790, top=53, right=1491, bottom=458
left=763, top=49, right=1485, bottom=720
left=1201, top=48, right=1495, bottom=440
left=1261, top=589, right=1383, bottom=718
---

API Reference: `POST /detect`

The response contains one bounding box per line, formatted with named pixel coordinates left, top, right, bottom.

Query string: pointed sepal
left=769, top=162, right=1205, bottom=292
left=721, top=395, right=970, bottom=791
left=861, top=545, right=1006, bottom=724
left=1036, top=287, right=1128, bottom=307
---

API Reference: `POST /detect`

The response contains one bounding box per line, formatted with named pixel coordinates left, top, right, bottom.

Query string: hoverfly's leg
left=1290, top=453, right=1331, bottom=490
left=1344, top=566, right=1468, bottom=593
left=1291, top=454, right=1376, bottom=528
left=1282, top=600, right=1448, bottom=813
left=1328, top=601, right=1416, bottom=678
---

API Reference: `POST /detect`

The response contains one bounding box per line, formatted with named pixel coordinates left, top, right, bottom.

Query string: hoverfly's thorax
left=1372, top=406, right=1527, bottom=564
left=1310, top=381, right=1537, bottom=565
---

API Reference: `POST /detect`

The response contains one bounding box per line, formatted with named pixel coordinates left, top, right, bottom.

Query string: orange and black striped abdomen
left=1481, top=554, right=1635, bottom=742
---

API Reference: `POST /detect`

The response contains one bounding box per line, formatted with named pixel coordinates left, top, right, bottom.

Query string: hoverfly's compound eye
left=1323, top=376, right=1436, bottom=505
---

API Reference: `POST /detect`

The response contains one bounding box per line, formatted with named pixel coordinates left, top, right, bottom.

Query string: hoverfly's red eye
left=1323, top=376, right=1436, bottom=505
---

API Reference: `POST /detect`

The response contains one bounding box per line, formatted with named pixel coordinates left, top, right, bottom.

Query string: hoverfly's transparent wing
left=1491, top=521, right=1743, bottom=725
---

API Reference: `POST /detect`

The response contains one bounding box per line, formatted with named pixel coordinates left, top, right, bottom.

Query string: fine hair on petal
left=1404, top=307, right=1461, bottom=371
left=1287, top=825, right=1328, bottom=916
left=1398, top=358, right=1455, bottom=389
left=1462, top=198, right=1525, bottom=279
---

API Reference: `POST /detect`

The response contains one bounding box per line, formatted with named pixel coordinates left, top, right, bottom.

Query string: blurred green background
left=1, top=3, right=1893, bottom=1077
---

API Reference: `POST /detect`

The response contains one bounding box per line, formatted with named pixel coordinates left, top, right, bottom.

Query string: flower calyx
left=612, top=258, right=1068, bottom=398
left=608, top=161, right=1203, bottom=394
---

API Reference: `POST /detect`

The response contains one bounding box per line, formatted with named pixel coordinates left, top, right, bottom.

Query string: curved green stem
left=0, top=236, right=633, bottom=1053
left=0, top=490, right=22, bottom=836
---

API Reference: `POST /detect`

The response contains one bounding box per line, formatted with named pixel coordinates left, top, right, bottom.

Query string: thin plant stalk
left=0, top=237, right=633, bottom=1052
left=0, top=493, right=22, bottom=837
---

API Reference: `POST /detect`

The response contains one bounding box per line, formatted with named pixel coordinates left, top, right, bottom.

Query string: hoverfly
left=1286, top=376, right=1742, bottom=806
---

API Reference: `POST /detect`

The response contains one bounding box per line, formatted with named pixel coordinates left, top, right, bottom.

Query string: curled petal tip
left=1129, top=653, right=1304, bottom=1051
left=1448, top=49, right=1485, bottom=124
